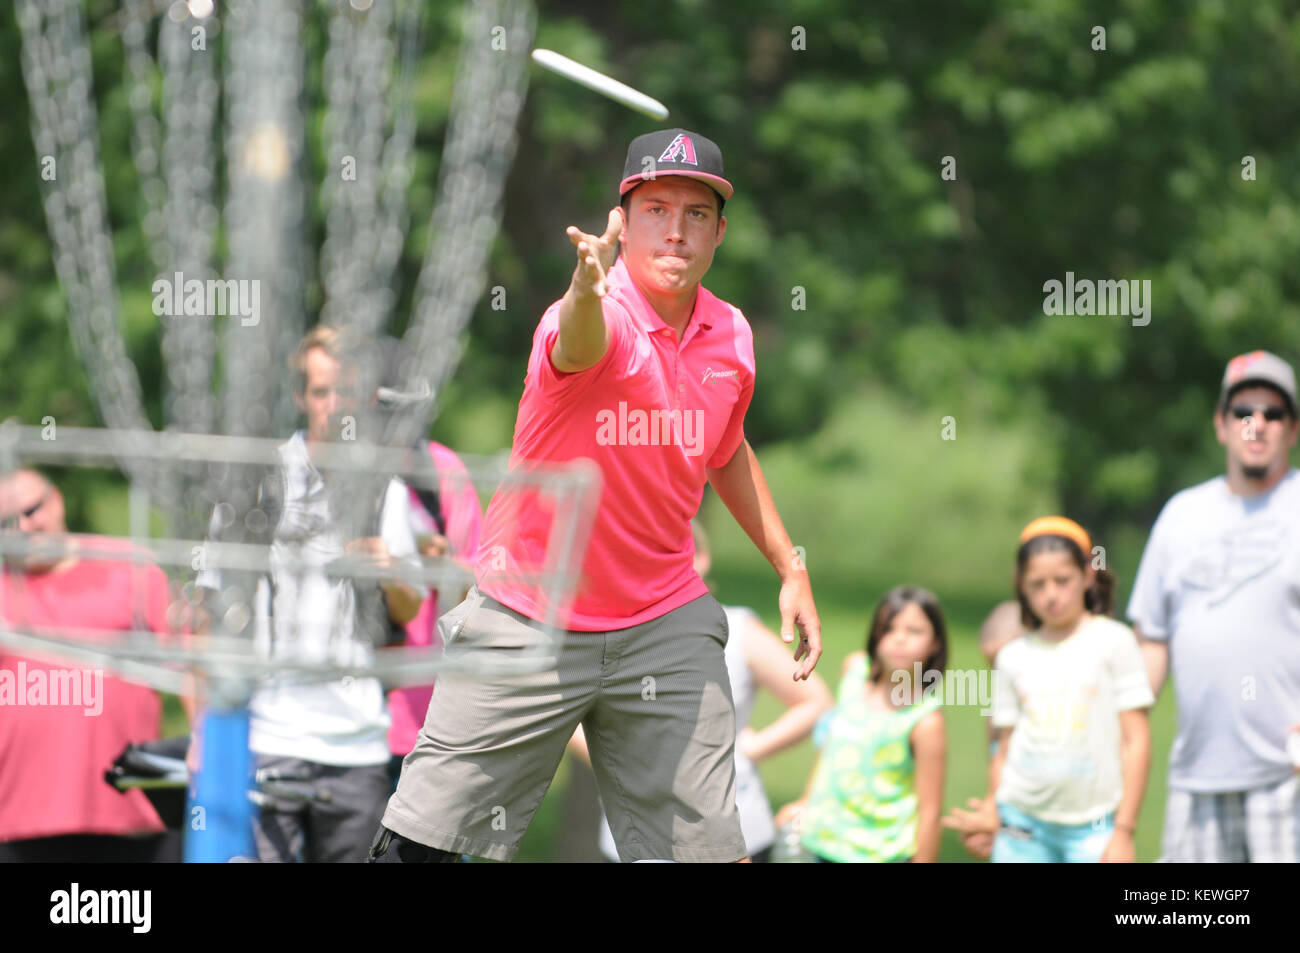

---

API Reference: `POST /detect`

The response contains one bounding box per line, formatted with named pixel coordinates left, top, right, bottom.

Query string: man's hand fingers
left=567, top=225, right=596, bottom=248
left=572, top=240, right=609, bottom=296
left=601, top=207, right=623, bottom=245
left=779, top=599, right=796, bottom=645
left=794, top=618, right=822, bottom=680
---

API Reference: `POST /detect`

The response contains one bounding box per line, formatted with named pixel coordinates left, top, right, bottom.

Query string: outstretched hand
left=566, top=208, right=623, bottom=298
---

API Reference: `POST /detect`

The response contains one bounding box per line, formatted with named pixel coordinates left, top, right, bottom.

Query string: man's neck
left=45, top=556, right=79, bottom=575
left=302, top=429, right=329, bottom=462
left=632, top=276, right=700, bottom=338
left=20, top=549, right=79, bottom=577
left=1225, top=461, right=1293, bottom=497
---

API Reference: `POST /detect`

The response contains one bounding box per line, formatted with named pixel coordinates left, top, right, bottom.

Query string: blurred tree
left=2, top=0, right=1298, bottom=570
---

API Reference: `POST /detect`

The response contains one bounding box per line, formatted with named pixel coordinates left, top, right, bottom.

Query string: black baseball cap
left=619, top=128, right=733, bottom=201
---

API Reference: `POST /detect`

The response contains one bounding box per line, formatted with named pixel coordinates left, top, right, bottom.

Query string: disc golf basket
left=0, top=423, right=599, bottom=861
left=6, top=0, right=596, bottom=861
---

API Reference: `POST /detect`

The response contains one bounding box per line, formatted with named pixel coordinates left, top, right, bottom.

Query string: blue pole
left=185, top=704, right=255, bottom=862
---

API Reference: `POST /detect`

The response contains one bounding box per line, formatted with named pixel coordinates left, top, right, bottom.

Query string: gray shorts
left=1160, top=773, right=1300, bottom=862
left=382, top=587, right=745, bottom=862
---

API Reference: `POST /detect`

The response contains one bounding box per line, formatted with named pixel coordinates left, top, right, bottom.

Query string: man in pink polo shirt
left=373, top=129, right=821, bottom=863
left=0, top=469, right=186, bottom=862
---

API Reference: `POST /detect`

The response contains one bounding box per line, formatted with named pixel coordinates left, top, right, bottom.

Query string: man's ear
left=616, top=205, right=627, bottom=245
left=715, top=214, right=727, bottom=247
left=1212, top=409, right=1229, bottom=447
left=292, top=389, right=306, bottom=413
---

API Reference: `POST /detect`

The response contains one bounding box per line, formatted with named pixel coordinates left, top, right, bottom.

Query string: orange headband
left=1019, top=516, right=1092, bottom=555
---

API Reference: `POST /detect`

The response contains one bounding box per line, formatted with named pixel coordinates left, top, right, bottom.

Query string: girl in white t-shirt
left=952, top=516, right=1153, bottom=863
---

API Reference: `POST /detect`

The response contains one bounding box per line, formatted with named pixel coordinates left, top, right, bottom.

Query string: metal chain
left=122, top=1, right=222, bottom=536
left=15, top=0, right=172, bottom=508
left=387, top=0, right=533, bottom=452
left=221, top=0, right=307, bottom=442
left=158, top=8, right=221, bottom=438
left=16, top=0, right=528, bottom=534
left=320, top=0, right=391, bottom=339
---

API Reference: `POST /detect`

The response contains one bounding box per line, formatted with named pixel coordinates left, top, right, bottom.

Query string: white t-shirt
left=1127, top=469, right=1300, bottom=792
left=992, top=615, right=1154, bottom=825
left=200, top=432, right=422, bottom=766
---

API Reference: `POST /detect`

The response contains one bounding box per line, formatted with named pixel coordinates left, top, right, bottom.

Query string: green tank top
left=802, top=654, right=942, bottom=863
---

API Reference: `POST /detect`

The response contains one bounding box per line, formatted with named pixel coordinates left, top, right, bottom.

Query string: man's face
left=618, top=177, right=726, bottom=298
left=0, top=471, right=68, bottom=571
left=1214, top=384, right=1299, bottom=481
left=294, top=347, right=359, bottom=443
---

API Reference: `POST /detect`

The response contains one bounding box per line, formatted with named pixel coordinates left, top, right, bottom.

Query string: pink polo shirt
left=0, top=542, right=173, bottom=842
left=476, top=257, right=755, bottom=630
left=387, top=441, right=483, bottom=756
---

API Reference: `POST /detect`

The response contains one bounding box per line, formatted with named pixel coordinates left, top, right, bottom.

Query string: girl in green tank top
left=782, top=586, right=949, bottom=863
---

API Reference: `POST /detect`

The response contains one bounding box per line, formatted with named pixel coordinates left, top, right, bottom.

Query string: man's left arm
left=706, top=439, right=821, bottom=679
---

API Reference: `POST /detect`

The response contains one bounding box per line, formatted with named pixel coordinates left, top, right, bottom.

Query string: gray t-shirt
left=1127, top=467, right=1300, bottom=792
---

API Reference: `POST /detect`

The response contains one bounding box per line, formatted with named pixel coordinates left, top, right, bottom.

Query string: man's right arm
left=1128, top=500, right=1174, bottom=701
left=1137, top=626, right=1169, bottom=700
left=551, top=209, right=623, bottom=373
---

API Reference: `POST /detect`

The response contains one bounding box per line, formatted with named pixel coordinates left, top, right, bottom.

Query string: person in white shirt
left=1128, top=351, right=1300, bottom=862
left=946, top=516, right=1153, bottom=863
left=198, top=325, right=424, bottom=862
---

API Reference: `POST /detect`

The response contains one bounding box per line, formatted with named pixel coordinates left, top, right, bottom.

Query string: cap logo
left=1229, top=351, right=1265, bottom=377
left=657, top=134, right=698, bottom=166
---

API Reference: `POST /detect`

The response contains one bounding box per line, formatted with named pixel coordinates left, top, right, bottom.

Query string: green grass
left=515, top=568, right=1177, bottom=862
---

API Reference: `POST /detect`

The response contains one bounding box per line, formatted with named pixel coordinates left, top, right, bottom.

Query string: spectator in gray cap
left=1128, top=350, right=1300, bottom=862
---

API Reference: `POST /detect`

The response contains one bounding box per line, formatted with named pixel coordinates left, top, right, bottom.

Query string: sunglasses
left=1230, top=405, right=1290, bottom=423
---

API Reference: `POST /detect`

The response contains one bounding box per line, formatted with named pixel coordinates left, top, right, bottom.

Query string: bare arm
left=774, top=747, right=826, bottom=829
left=346, top=536, right=423, bottom=625
left=987, top=725, right=1012, bottom=797
left=1101, top=708, right=1151, bottom=863
left=706, top=440, right=821, bottom=679
left=738, top=614, right=833, bottom=762
left=380, top=578, right=422, bottom=625
left=1137, top=625, right=1169, bottom=700
left=550, top=210, right=623, bottom=373
left=773, top=654, right=852, bottom=827
left=940, top=724, right=1009, bottom=857
left=910, top=710, right=947, bottom=862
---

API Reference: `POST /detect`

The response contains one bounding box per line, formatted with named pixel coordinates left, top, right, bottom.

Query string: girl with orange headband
left=954, top=517, right=1154, bottom=863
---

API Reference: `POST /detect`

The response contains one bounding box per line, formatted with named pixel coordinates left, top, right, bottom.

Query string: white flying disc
left=531, top=48, right=669, bottom=120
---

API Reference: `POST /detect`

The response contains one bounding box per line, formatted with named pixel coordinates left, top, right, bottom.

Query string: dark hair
left=864, top=585, right=949, bottom=685
left=1015, top=534, right=1116, bottom=629
left=620, top=181, right=726, bottom=221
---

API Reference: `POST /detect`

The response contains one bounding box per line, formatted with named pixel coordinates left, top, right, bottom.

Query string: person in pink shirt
left=385, top=440, right=483, bottom=770
left=374, top=128, right=821, bottom=864
left=0, top=469, right=189, bottom=862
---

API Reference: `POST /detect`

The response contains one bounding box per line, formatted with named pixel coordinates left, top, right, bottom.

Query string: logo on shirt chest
left=1176, top=520, right=1288, bottom=605
left=701, top=366, right=739, bottom=386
